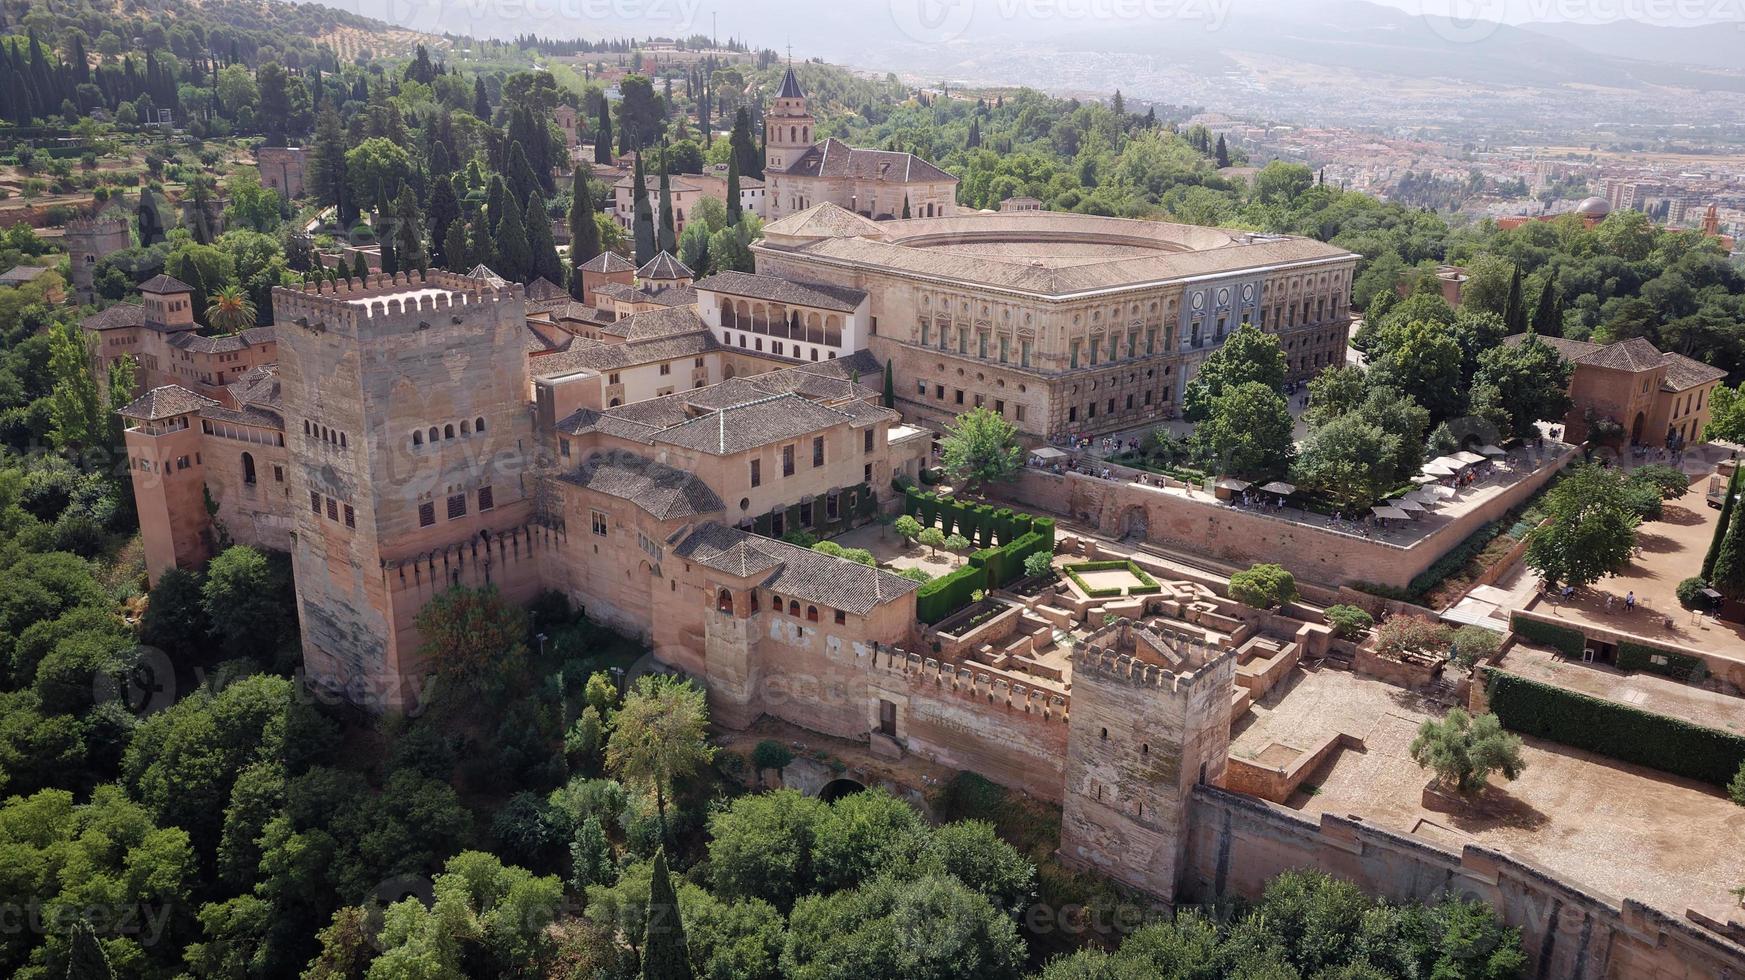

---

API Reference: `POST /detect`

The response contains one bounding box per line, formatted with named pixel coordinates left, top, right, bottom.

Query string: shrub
left=1323, top=604, right=1374, bottom=640
left=752, top=740, right=794, bottom=777
left=1409, top=709, right=1525, bottom=795
left=1448, top=626, right=1501, bottom=668
left=1731, top=762, right=1745, bottom=807
left=1487, top=670, right=1745, bottom=786
left=1629, top=463, right=1690, bottom=501
left=1508, top=613, right=1585, bottom=658
left=1022, top=550, right=1054, bottom=580
left=1677, top=576, right=1715, bottom=611
left=1374, top=615, right=1451, bottom=659
left=893, top=515, right=922, bottom=542
left=1229, top=563, right=1297, bottom=609
left=1615, top=640, right=1704, bottom=682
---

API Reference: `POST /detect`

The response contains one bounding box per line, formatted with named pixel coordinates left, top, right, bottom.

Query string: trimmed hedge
left=905, top=491, right=1057, bottom=623
left=1616, top=641, right=1705, bottom=682
left=1487, top=670, right=1745, bottom=786
left=1063, top=560, right=1156, bottom=599
left=916, top=563, right=988, bottom=624
left=1508, top=614, right=1586, bottom=658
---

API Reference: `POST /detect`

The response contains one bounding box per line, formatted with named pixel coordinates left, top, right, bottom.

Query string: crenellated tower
left=1059, top=619, right=1236, bottom=900
left=272, top=270, right=544, bottom=709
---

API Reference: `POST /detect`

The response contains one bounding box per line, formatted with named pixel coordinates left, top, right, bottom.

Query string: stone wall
left=1002, top=456, right=1568, bottom=590
left=1183, top=785, right=1745, bottom=979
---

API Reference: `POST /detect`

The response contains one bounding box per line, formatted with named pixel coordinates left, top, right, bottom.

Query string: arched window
left=825, top=315, right=842, bottom=347
left=805, top=312, right=822, bottom=344
left=806, top=606, right=819, bottom=622
left=736, top=300, right=750, bottom=331
left=461, top=419, right=471, bottom=435
left=339, top=432, right=346, bottom=448
left=789, top=310, right=803, bottom=338
left=716, top=588, right=734, bottom=613
left=722, top=302, right=737, bottom=329
left=788, top=600, right=800, bottom=616
left=788, top=125, right=796, bottom=142
left=752, top=303, right=768, bottom=333
left=413, top=430, right=423, bottom=446
left=241, top=452, right=256, bottom=485
left=428, top=427, right=439, bottom=444
left=608, top=398, right=622, bottom=408
left=444, top=423, right=455, bottom=439
left=475, top=417, right=486, bottom=433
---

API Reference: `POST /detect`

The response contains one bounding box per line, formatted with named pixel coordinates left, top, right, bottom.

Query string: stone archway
left=1118, top=505, right=1149, bottom=542
left=818, top=777, right=867, bottom=803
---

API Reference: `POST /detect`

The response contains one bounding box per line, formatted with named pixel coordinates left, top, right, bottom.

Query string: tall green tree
left=427, top=178, right=460, bottom=269
left=1181, top=321, right=1287, bottom=421
left=1292, top=414, right=1402, bottom=511
left=725, top=149, right=742, bottom=226
left=393, top=186, right=427, bottom=273
left=1195, top=381, right=1295, bottom=481
left=494, top=192, right=533, bottom=282
left=1526, top=465, right=1641, bottom=589
left=1501, top=264, right=1527, bottom=336
left=526, top=193, right=563, bottom=285
left=47, top=319, right=104, bottom=450
left=306, top=108, right=353, bottom=225
left=632, top=153, right=657, bottom=266
left=729, top=107, right=760, bottom=180
left=568, top=168, right=602, bottom=282
left=605, top=674, right=714, bottom=835
left=1472, top=332, right=1573, bottom=440
left=940, top=406, right=1022, bottom=492
left=641, top=848, right=693, bottom=980
left=657, top=163, right=677, bottom=255
left=66, top=918, right=115, bottom=980
left=1703, top=465, right=1743, bottom=580
left=595, top=99, right=614, bottom=164
left=1531, top=271, right=1563, bottom=336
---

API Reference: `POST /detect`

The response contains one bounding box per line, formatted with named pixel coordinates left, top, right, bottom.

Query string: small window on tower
left=447, top=493, right=466, bottom=520
left=478, top=486, right=494, bottom=511
left=419, top=502, right=436, bottom=527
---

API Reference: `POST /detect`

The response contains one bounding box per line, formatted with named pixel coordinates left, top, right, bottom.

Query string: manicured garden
left=1061, top=560, right=1162, bottom=599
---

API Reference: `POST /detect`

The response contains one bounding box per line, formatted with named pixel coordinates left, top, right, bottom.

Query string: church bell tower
left=765, top=66, right=814, bottom=174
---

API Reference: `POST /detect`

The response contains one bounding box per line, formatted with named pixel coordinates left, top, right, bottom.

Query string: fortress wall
left=1183, top=786, right=1745, bottom=980
left=1003, top=459, right=1567, bottom=590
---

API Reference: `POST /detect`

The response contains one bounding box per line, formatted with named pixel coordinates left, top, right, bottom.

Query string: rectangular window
left=1021, top=340, right=1032, bottom=368
left=447, top=493, right=466, bottom=520
left=1015, top=405, right=1026, bottom=422
left=343, top=504, right=355, bottom=528
left=920, top=321, right=930, bottom=346
left=935, top=384, right=945, bottom=399
left=827, top=493, right=840, bottom=520
left=834, top=609, right=846, bottom=625
left=310, top=490, right=321, bottom=514
left=695, top=357, right=705, bottom=368
left=608, top=372, right=620, bottom=385
left=800, top=500, right=813, bottom=526
left=864, top=429, right=874, bottom=453
left=273, top=465, right=284, bottom=483
left=994, top=400, right=1004, bottom=415
left=591, top=510, right=608, bottom=536
left=325, top=497, right=338, bottom=521
left=750, top=459, right=762, bottom=487
left=419, top=502, right=436, bottom=527
left=916, top=379, right=927, bottom=396
left=1069, top=406, right=1078, bottom=422
left=864, top=462, right=874, bottom=483
left=659, top=363, right=671, bottom=375
left=478, top=486, right=494, bottom=511
left=782, top=445, right=795, bottom=477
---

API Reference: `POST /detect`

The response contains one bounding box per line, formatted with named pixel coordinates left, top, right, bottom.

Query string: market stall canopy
left=1216, top=478, right=1252, bottom=492
left=1478, top=445, right=1507, bottom=457
left=1391, top=498, right=1426, bottom=512
left=1371, top=505, right=1412, bottom=520
left=1421, top=459, right=1460, bottom=477
left=1029, top=446, right=1068, bottom=462
left=1259, top=481, right=1297, bottom=495
left=1452, top=451, right=1487, bottom=466
left=1422, top=484, right=1457, bottom=500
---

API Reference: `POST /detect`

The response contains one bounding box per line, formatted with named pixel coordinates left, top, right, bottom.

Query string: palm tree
left=206, top=286, right=256, bottom=334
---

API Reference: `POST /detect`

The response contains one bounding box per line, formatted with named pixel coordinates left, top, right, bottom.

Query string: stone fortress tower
left=272, top=270, right=558, bottom=709
left=764, top=66, right=815, bottom=174
left=63, top=212, right=132, bottom=302
left=1059, top=619, right=1237, bottom=898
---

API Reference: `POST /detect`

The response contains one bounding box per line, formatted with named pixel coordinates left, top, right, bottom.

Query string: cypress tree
left=632, top=152, right=656, bottom=265
left=657, top=162, right=676, bottom=255
left=67, top=920, right=115, bottom=980
left=394, top=186, right=426, bottom=273
left=901, top=195, right=910, bottom=219
left=526, top=193, right=563, bottom=285
left=1215, top=133, right=1231, bottom=167
left=472, top=75, right=490, bottom=120
left=883, top=359, right=895, bottom=409
left=568, top=170, right=601, bottom=288
left=443, top=218, right=470, bottom=272
left=595, top=99, right=613, bottom=164
left=1703, top=465, right=1743, bottom=581
left=640, top=848, right=693, bottom=980
left=1502, top=265, right=1527, bottom=336
left=725, top=152, right=741, bottom=226
left=1532, top=271, right=1563, bottom=337
left=378, top=211, right=398, bottom=274
left=136, top=186, right=164, bottom=245
left=494, top=193, right=532, bottom=282
left=428, top=178, right=460, bottom=268
left=351, top=252, right=369, bottom=281
left=507, top=140, right=539, bottom=207
left=1712, top=481, right=1745, bottom=599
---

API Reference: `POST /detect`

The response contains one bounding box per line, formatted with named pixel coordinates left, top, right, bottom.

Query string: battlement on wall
left=1072, top=618, right=1233, bottom=693
left=66, top=214, right=129, bottom=235
left=382, top=521, right=563, bottom=591
left=869, top=644, right=1070, bottom=723
left=273, top=270, right=522, bottom=335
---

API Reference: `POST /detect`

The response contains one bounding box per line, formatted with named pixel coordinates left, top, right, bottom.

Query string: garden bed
left=1062, top=560, right=1162, bottom=599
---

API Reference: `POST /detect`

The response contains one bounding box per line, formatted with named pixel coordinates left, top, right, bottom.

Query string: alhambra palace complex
left=93, top=72, right=1745, bottom=978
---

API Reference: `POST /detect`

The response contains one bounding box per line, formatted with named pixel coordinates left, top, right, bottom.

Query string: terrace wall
left=1183, top=785, right=1745, bottom=979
